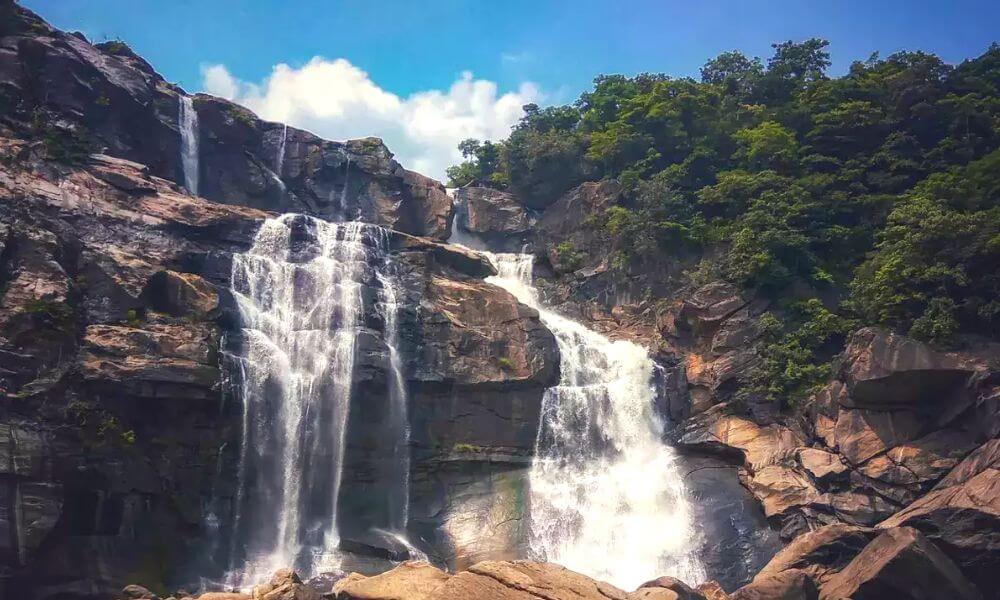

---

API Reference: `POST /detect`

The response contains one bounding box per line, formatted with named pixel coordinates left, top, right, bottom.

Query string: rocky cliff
left=0, top=4, right=559, bottom=598
left=2, top=2, right=998, bottom=600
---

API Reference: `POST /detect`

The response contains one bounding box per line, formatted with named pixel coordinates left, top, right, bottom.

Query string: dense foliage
left=449, top=40, right=1000, bottom=403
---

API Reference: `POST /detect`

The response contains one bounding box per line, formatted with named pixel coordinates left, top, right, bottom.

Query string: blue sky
left=21, top=0, right=1000, bottom=179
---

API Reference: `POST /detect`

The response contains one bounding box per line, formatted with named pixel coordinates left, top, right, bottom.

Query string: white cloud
left=200, top=58, right=541, bottom=181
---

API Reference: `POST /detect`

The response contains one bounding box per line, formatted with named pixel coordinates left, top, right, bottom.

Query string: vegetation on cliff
left=449, top=40, right=1000, bottom=403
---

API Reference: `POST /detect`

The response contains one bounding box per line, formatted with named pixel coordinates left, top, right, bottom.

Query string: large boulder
left=535, top=181, right=621, bottom=274
left=731, top=569, right=817, bottom=600
left=820, top=527, right=981, bottom=600
left=837, top=328, right=977, bottom=410
left=877, top=439, right=1000, bottom=592
left=454, top=187, right=532, bottom=237
left=333, top=562, right=451, bottom=600
left=753, top=524, right=876, bottom=586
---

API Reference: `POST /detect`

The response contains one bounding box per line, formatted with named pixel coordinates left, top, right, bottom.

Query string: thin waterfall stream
left=486, top=253, right=706, bottom=590
left=178, top=95, right=199, bottom=195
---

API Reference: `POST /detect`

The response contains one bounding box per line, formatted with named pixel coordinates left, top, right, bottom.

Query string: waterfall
left=377, top=266, right=411, bottom=532
left=276, top=124, right=288, bottom=176
left=339, top=156, right=352, bottom=216
left=227, top=215, right=377, bottom=583
left=226, top=214, right=415, bottom=586
left=179, top=95, right=200, bottom=195
left=486, top=253, right=705, bottom=590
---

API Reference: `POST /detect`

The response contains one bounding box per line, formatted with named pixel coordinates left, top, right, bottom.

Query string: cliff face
left=0, top=5, right=560, bottom=598
left=0, top=4, right=452, bottom=239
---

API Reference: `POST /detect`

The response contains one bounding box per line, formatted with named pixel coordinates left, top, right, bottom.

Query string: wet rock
left=820, top=527, right=981, bottom=600
left=679, top=413, right=803, bottom=473
left=731, top=569, right=817, bottom=600
left=456, top=561, right=629, bottom=600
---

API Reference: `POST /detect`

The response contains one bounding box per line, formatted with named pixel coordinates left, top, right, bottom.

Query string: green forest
left=448, top=40, right=1000, bottom=404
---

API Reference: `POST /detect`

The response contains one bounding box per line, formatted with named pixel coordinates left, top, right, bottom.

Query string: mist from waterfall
left=226, top=214, right=411, bottom=585
left=486, top=253, right=706, bottom=590
left=179, top=95, right=199, bottom=195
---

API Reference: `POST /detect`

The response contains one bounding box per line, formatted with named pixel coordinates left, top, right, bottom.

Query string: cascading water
left=227, top=214, right=403, bottom=585
left=486, top=253, right=705, bottom=590
left=276, top=124, right=288, bottom=176
left=224, top=213, right=419, bottom=586
left=179, top=95, right=199, bottom=195
left=376, top=266, right=411, bottom=532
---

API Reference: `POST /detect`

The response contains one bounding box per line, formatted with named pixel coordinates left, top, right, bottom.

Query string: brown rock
left=145, top=270, right=219, bottom=317
left=632, top=576, right=706, bottom=600
left=700, top=416, right=803, bottom=472
left=748, top=465, right=822, bottom=519
left=253, top=568, right=320, bottom=600
left=400, top=168, right=453, bottom=239
left=821, top=527, right=981, bottom=600
left=857, top=428, right=976, bottom=488
left=462, top=561, right=630, bottom=600
left=333, top=562, right=450, bottom=600
left=694, top=581, right=730, bottom=600
left=121, top=584, right=159, bottom=599
left=678, top=283, right=748, bottom=333
left=833, top=408, right=922, bottom=465
left=838, top=328, right=976, bottom=409
left=796, top=448, right=847, bottom=481
left=754, top=524, right=876, bottom=585
left=456, top=187, right=532, bottom=236
left=731, top=569, right=817, bottom=600
left=878, top=439, right=1000, bottom=592
left=196, top=594, right=250, bottom=600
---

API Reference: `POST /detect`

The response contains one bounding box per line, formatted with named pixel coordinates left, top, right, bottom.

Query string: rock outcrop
left=0, top=4, right=452, bottom=239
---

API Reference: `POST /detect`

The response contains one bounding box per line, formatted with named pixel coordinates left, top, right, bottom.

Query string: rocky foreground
left=117, top=518, right=989, bottom=600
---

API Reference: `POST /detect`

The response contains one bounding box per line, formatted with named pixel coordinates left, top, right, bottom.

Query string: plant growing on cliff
left=749, top=300, right=857, bottom=407
left=23, top=297, right=73, bottom=329
left=555, top=241, right=583, bottom=271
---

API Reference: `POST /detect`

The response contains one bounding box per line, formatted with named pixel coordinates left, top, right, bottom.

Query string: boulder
left=535, top=180, right=621, bottom=271
left=731, top=569, right=817, bottom=600
left=333, top=562, right=451, bottom=599
left=694, top=581, right=730, bottom=600
left=456, top=187, right=532, bottom=236
left=748, top=465, right=822, bottom=520
left=446, top=561, right=629, bottom=600
left=832, top=408, right=922, bottom=465
left=820, top=527, right=981, bottom=600
left=678, top=413, right=803, bottom=473
left=837, top=328, right=976, bottom=409
left=678, top=283, right=749, bottom=333
left=121, top=584, right=159, bottom=599
left=252, top=568, right=321, bottom=600
left=753, top=524, right=876, bottom=585
left=877, top=439, right=1000, bottom=592
left=633, top=576, right=707, bottom=600
left=796, top=448, right=847, bottom=482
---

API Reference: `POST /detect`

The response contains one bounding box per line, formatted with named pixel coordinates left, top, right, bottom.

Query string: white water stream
left=486, top=253, right=705, bottom=590
left=227, top=215, right=411, bottom=585
left=179, top=95, right=199, bottom=195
